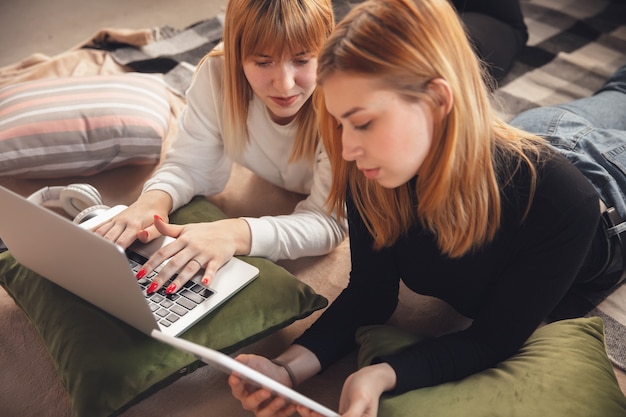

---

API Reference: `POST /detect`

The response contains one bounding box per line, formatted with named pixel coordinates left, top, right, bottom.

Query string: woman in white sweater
left=94, top=0, right=347, bottom=295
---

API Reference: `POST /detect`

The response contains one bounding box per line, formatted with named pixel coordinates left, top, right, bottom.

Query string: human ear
left=427, top=78, right=453, bottom=119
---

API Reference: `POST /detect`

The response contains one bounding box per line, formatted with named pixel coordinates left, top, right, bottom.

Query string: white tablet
left=151, top=330, right=340, bottom=417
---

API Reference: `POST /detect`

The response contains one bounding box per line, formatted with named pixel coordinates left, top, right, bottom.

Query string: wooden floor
left=0, top=0, right=228, bottom=67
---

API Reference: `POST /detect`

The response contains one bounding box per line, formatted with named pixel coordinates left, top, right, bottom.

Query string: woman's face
left=243, top=48, right=318, bottom=125
left=323, top=73, right=435, bottom=189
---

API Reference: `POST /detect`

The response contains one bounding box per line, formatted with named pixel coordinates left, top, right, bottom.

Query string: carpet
left=100, top=0, right=626, bottom=370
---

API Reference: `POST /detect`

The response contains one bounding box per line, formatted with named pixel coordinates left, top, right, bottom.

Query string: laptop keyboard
left=126, top=250, right=215, bottom=328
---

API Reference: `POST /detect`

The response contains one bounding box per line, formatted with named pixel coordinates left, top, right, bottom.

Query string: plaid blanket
left=103, top=0, right=626, bottom=370
left=496, top=0, right=626, bottom=120
left=109, top=16, right=225, bottom=97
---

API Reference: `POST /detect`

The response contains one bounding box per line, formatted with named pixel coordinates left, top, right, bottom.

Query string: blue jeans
left=510, top=64, right=626, bottom=288
left=510, top=64, right=626, bottom=218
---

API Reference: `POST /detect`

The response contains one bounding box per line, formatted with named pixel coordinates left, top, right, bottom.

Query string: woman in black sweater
left=229, top=1, right=626, bottom=415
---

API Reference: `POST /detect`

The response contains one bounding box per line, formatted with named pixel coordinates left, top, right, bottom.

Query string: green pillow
left=0, top=196, right=328, bottom=417
left=356, top=317, right=626, bottom=417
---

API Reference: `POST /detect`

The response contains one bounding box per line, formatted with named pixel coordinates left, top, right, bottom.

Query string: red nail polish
left=201, top=278, right=209, bottom=286
left=136, top=268, right=147, bottom=279
left=165, top=283, right=177, bottom=294
left=154, top=214, right=164, bottom=222
left=139, top=230, right=149, bottom=240
left=147, top=282, right=158, bottom=294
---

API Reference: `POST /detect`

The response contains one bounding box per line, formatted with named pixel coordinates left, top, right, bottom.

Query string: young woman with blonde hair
left=93, top=0, right=347, bottom=294
left=228, top=0, right=626, bottom=415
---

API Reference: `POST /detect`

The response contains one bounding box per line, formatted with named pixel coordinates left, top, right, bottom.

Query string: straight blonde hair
left=200, top=0, right=334, bottom=163
left=316, top=0, right=546, bottom=257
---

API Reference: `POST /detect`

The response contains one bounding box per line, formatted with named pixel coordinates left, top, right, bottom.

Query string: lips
left=271, top=95, right=298, bottom=107
left=361, top=167, right=380, bottom=180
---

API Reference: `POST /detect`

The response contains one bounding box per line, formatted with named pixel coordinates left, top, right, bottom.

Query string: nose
left=341, top=129, right=362, bottom=162
left=273, top=63, right=296, bottom=93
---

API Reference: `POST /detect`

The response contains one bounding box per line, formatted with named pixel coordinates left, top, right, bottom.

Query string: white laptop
left=152, top=329, right=340, bottom=417
left=0, top=185, right=259, bottom=337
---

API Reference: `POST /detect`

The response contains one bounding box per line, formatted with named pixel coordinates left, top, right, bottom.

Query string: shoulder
left=189, top=54, right=224, bottom=93
left=503, top=145, right=600, bottom=227
left=536, top=147, right=597, bottom=200
left=185, top=54, right=225, bottom=108
left=501, top=143, right=596, bottom=198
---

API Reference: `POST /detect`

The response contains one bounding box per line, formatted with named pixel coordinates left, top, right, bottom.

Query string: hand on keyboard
left=134, top=215, right=252, bottom=294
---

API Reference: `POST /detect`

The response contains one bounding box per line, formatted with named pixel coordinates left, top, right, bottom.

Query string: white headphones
left=27, top=183, right=111, bottom=224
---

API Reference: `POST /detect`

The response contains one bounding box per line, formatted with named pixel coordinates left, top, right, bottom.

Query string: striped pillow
left=0, top=73, right=171, bottom=178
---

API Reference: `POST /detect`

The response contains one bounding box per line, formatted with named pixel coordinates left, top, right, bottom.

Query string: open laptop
left=0, top=185, right=259, bottom=337
left=152, top=329, right=340, bottom=417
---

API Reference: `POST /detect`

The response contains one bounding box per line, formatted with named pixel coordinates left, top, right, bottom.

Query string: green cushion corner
left=356, top=317, right=626, bottom=417
left=0, top=196, right=328, bottom=417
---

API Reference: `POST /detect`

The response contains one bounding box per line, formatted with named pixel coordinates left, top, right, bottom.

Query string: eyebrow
left=251, top=50, right=311, bottom=59
left=340, top=107, right=365, bottom=119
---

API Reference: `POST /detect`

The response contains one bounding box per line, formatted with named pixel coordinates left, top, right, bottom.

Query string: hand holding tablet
left=151, top=330, right=340, bottom=417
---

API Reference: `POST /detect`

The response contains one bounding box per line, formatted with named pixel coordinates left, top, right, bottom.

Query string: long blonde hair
left=201, top=0, right=334, bottom=163
left=316, top=0, right=545, bottom=257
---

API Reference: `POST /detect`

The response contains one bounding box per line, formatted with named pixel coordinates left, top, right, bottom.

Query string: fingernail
left=147, top=282, right=158, bottom=294
left=201, top=278, right=209, bottom=285
left=165, top=283, right=177, bottom=294
left=139, top=230, right=149, bottom=240
left=136, top=268, right=147, bottom=279
left=154, top=214, right=164, bottom=222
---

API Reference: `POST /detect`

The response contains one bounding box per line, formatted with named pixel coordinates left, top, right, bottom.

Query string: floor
left=0, top=0, right=228, bottom=67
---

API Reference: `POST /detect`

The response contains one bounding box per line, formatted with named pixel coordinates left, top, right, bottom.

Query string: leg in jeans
left=510, top=64, right=626, bottom=290
left=556, top=64, right=626, bottom=130
left=509, top=63, right=626, bottom=215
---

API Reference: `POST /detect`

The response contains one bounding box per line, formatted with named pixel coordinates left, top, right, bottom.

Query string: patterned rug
left=496, top=0, right=626, bottom=120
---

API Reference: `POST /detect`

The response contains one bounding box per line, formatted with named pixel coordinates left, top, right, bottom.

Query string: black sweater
left=295, top=149, right=601, bottom=393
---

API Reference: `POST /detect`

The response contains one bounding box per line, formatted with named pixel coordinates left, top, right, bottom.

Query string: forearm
left=142, top=157, right=230, bottom=212
left=272, top=345, right=322, bottom=388
left=222, top=218, right=252, bottom=256
left=367, top=362, right=397, bottom=393
left=136, top=189, right=174, bottom=215
left=243, top=209, right=346, bottom=260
